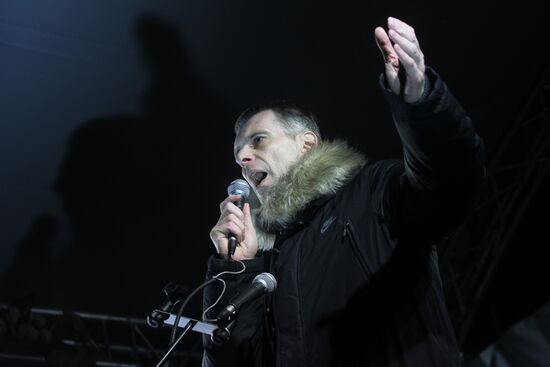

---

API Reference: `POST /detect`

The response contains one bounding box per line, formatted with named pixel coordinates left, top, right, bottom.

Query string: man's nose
left=236, top=146, right=253, bottom=166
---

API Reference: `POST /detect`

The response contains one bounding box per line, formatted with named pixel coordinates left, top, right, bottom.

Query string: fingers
left=210, top=202, right=258, bottom=260
left=384, top=16, right=426, bottom=103
left=374, top=26, right=400, bottom=95
left=374, top=27, right=397, bottom=65
left=211, top=195, right=246, bottom=254
left=392, top=43, right=416, bottom=72
left=242, top=201, right=253, bottom=226
left=388, top=29, right=423, bottom=67
left=236, top=203, right=258, bottom=259
left=387, top=17, right=424, bottom=74
left=388, top=17, right=419, bottom=46
left=220, top=203, right=245, bottom=241
left=219, top=194, right=244, bottom=214
left=226, top=215, right=245, bottom=240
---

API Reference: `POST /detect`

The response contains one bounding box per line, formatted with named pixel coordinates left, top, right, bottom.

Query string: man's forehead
left=235, top=110, right=278, bottom=139
left=241, top=110, right=276, bottom=132
left=233, top=110, right=280, bottom=153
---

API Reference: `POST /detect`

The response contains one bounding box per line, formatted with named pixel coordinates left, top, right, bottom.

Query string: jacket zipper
left=343, top=219, right=371, bottom=278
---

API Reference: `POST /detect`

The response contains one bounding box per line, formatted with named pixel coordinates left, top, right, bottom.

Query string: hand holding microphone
left=209, top=179, right=257, bottom=261
left=226, top=179, right=250, bottom=260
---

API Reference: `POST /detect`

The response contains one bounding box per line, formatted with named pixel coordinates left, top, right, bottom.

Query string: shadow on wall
left=1, top=13, right=234, bottom=319
left=0, top=214, right=57, bottom=308
left=51, top=13, right=235, bottom=317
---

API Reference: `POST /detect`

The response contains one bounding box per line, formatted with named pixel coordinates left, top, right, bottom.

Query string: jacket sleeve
left=202, top=255, right=266, bottom=367
left=378, top=67, right=486, bottom=241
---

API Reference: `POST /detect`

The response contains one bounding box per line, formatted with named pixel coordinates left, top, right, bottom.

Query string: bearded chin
left=256, top=185, right=269, bottom=203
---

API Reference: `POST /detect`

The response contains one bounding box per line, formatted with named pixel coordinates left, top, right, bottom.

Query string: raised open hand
left=375, top=17, right=426, bottom=103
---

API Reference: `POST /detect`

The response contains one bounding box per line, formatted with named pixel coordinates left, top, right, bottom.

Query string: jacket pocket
left=342, top=219, right=372, bottom=279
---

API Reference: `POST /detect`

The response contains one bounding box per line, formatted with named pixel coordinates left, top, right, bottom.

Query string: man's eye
left=253, top=136, right=265, bottom=144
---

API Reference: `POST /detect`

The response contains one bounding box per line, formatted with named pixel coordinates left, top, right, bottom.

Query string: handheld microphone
left=147, top=283, right=189, bottom=328
left=226, top=179, right=250, bottom=260
left=215, top=272, right=277, bottom=322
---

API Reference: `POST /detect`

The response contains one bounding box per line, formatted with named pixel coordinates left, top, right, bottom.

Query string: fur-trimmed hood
left=254, top=140, right=366, bottom=249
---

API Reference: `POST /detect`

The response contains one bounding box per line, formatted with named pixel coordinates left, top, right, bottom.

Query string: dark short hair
left=234, top=100, right=322, bottom=140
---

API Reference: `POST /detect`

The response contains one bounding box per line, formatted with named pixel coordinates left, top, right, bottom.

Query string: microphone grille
left=253, top=272, right=277, bottom=293
left=227, top=179, right=250, bottom=198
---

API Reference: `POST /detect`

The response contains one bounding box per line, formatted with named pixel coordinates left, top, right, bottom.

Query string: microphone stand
left=155, top=318, right=197, bottom=367
left=152, top=277, right=219, bottom=366
left=150, top=270, right=255, bottom=365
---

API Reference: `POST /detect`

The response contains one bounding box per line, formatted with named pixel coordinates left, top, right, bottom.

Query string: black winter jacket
left=202, top=68, right=486, bottom=367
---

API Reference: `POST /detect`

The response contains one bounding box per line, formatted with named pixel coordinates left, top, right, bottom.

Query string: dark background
left=1, top=0, right=549, bottom=364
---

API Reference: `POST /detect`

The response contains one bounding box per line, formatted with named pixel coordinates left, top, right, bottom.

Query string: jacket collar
left=254, top=140, right=366, bottom=239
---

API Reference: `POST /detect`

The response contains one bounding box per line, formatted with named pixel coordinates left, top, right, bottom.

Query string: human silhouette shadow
left=0, top=213, right=56, bottom=308
left=51, top=13, right=235, bottom=319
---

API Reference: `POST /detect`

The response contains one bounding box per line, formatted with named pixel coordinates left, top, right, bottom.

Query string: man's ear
left=300, top=131, right=318, bottom=153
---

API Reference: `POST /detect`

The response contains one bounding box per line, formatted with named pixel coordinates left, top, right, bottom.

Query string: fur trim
left=255, top=140, right=366, bottom=243
left=254, top=222, right=276, bottom=251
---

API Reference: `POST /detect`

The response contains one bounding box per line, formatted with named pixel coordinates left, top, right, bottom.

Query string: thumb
left=374, top=26, right=400, bottom=94
left=243, top=203, right=254, bottom=228
left=242, top=203, right=258, bottom=240
left=238, top=202, right=258, bottom=260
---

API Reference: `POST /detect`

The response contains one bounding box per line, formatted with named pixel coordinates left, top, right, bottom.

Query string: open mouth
left=249, top=171, right=268, bottom=187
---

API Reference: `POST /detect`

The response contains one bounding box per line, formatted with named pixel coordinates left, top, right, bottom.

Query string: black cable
left=169, top=278, right=218, bottom=345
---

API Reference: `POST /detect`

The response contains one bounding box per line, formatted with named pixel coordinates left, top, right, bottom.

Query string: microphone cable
left=201, top=260, right=247, bottom=323
left=169, top=260, right=246, bottom=345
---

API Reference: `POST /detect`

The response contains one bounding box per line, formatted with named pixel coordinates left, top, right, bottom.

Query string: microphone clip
left=147, top=282, right=189, bottom=328
left=211, top=320, right=235, bottom=345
